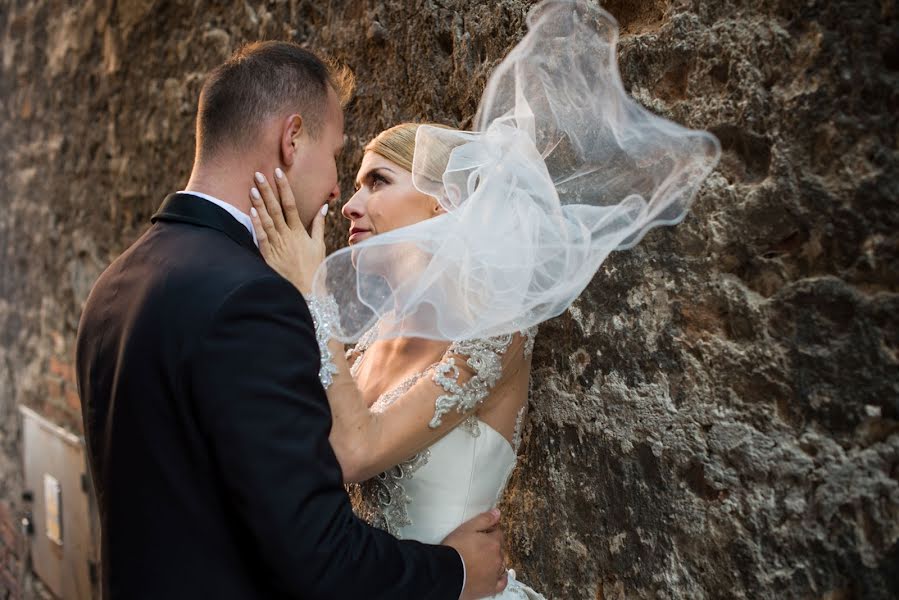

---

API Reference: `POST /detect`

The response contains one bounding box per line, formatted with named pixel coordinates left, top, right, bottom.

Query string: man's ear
left=280, top=114, right=303, bottom=167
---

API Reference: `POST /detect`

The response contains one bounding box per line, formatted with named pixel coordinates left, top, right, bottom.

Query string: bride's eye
left=371, top=173, right=388, bottom=188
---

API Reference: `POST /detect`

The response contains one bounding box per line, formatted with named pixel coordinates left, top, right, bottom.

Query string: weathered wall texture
left=1, top=0, right=896, bottom=598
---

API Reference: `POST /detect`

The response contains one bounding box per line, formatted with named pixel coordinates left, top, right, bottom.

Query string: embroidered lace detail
left=355, top=323, right=380, bottom=353
left=511, top=405, right=527, bottom=454
left=305, top=294, right=340, bottom=388
left=347, top=449, right=431, bottom=537
left=370, top=366, right=436, bottom=413
left=347, top=323, right=379, bottom=378
left=459, top=415, right=482, bottom=437
left=429, top=334, right=515, bottom=429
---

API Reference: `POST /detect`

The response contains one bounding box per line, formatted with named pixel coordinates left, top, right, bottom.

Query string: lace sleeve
left=428, top=326, right=537, bottom=429
left=304, top=294, right=340, bottom=388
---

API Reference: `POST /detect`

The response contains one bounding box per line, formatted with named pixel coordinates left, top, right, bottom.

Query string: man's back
left=77, top=197, right=288, bottom=597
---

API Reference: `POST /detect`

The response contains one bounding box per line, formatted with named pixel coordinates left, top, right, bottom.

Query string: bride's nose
left=342, top=191, right=365, bottom=220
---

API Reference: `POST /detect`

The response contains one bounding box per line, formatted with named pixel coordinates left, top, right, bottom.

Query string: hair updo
left=364, top=122, right=456, bottom=174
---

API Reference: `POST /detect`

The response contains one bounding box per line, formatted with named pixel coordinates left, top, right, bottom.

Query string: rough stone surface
left=1, top=0, right=896, bottom=598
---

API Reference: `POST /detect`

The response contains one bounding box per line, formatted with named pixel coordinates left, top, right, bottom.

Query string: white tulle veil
left=311, top=0, right=721, bottom=343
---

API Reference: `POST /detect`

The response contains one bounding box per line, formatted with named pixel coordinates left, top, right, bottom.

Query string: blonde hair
left=364, top=122, right=457, bottom=174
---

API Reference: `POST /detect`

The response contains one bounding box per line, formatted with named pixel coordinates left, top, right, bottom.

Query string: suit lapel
left=151, top=193, right=261, bottom=256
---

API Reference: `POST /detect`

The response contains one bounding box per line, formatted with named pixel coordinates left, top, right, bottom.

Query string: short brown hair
left=196, top=41, right=354, bottom=160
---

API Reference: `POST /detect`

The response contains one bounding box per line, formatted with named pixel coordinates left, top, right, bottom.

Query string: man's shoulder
left=86, top=221, right=307, bottom=328
left=140, top=220, right=275, bottom=293
left=189, top=275, right=317, bottom=368
left=153, top=233, right=310, bottom=327
left=213, top=273, right=312, bottom=324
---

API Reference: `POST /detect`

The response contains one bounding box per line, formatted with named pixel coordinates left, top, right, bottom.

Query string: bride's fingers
left=249, top=206, right=271, bottom=260
left=250, top=187, right=278, bottom=247
left=310, top=203, right=328, bottom=245
left=254, top=172, right=287, bottom=232
left=273, top=168, right=302, bottom=231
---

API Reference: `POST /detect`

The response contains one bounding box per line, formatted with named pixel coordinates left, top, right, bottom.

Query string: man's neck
left=184, top=162, right=258, bottom=215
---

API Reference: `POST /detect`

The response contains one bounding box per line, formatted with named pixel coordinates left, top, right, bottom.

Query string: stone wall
left=1, top=0, right=896, bottom=598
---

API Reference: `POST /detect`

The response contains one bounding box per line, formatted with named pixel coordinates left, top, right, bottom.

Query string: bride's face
left=342, top=151, right=442, bottom=245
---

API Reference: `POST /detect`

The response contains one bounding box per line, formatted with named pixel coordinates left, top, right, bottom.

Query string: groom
left=75, top=41, right=507, bottom=599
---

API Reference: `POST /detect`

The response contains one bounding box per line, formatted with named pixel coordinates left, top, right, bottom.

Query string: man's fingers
left=273, top=168, right=302, bottom=230
left=250, top=188, right=278, bottom=243
left=460, top=508, right=501, bottom=533
left=254, top=172, right=286, bottom=231
left=486, top=527, right=503, bottom=547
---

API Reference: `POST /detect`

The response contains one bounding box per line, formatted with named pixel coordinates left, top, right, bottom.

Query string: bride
left=249, top=1, right=718, bottom=597
left=252, top=120, right=543, bottom=598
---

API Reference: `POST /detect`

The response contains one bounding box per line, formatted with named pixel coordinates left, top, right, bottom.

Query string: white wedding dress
left=346, top=327, right=545, bottom=600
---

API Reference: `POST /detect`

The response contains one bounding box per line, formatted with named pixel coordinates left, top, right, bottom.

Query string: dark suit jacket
left=75, top=193, right=463, bottom=599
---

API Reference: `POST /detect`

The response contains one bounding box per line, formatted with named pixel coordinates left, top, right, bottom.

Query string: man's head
left=195, top=41, right=353, bottom=227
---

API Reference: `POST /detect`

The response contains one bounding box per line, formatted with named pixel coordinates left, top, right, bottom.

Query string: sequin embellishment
left=305, top=294, right=340, bottom=388
left=429, top=334, right=515, bottom=429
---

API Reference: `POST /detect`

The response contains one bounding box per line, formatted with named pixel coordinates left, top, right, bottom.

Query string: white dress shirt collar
left=177, top=190, right=258, bottom=247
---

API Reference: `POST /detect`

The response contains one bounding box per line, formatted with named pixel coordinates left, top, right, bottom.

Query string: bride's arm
left=324, top=332, right=531, bottom=482
left=248, top=171, right=529, bottom=482
left=273, top=277, right=530, bottom=483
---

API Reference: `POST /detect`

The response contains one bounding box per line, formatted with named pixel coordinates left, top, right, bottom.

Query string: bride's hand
left=249, top=169, right=327, bottom=296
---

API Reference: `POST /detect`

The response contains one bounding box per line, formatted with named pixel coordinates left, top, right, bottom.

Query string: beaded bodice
left=346, top=326, right=535, bottom=541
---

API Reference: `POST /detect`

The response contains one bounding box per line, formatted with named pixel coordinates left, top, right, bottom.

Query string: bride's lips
left=348, top=227, right=371, bottom=244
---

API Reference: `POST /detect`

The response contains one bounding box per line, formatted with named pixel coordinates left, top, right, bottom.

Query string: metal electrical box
left=20, top=406, right=98, bottom=599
